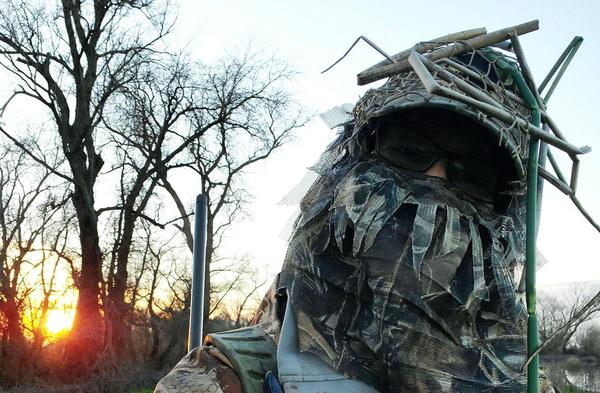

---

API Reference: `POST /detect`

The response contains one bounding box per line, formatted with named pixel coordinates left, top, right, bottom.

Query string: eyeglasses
left=373, top=123, right=507, bottom=204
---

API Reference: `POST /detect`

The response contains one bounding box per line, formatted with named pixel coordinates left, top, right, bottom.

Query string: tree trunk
left=3, top=295, right=25, bottom=346
left=2, top=293, right=28, bottom=385
left=149, top=314, right=160, bottom=361
left=32, top=294, right=50, bottom=353
left=107, top=210, right=135, bottom=358
left=63, top=183, right=103, bottom=371
left=108, top=175, right=156, bottom=356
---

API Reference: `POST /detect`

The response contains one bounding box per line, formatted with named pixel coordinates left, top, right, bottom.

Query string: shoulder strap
left=276, top=291, right=380, bottom=393
left=205, top=326, right=277, bottom=393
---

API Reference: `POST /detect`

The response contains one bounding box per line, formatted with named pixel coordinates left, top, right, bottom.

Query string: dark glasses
left=374, top=124, right=506, bottom=204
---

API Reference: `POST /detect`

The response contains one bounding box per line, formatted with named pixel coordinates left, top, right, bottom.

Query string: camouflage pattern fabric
left=154, top=273, right=557, bottom=392
left=275, top=47, right=536, bottom=392
left=278, top=122, right=530, bottom=392
left=155, top=346, right=242, bottom=393
left=154, top=283, right=281, bottom=393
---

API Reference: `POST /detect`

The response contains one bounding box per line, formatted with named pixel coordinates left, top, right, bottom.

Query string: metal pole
left=495, top=55, right=541, bottom=392
left=526, top=135, right=540, bottom=393
left=539, top=37, right=584, bottom=100
left=188, top=194, right=208, bottom=352
left=536, top=128, right=549, bottom=232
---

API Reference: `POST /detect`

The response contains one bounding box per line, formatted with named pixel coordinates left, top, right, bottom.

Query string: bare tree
left=232, top=270, right=269, bottom=328
left=149, top=256, right=192, bottom=368
left=204, top=254, right=269, bottom=328
left=30, top=208, right=75, bottom=354
left=576, top=324, right=600, bottom=357
left=0, top=140, right=67, bottom=384
left=101, top=49, right=304, bottom=339
left=0, top=1, right=306, bottom=379
left=134, top=220, right=183, bottom=366
left=99, top=56, right=226, bottom=355
left=156, top=52, right=306, bottom=328
left=538, top=284, right=600, bottom=354
left=0, top=0, right=170, bottom=366
left=0, top=143, right=55, bottom=340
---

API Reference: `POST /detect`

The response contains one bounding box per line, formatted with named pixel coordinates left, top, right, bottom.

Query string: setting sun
left=44, top=309, right=76, bottom=337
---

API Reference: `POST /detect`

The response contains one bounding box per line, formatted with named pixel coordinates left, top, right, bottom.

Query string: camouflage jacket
left=155, top=283, right=281, bottom=393
left=155, top=346, right=243, bottom=393
left=154, top=277, right=556, bottom=393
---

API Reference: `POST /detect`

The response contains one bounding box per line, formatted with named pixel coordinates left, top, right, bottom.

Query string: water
left=543, top=357, right=600, bottom=392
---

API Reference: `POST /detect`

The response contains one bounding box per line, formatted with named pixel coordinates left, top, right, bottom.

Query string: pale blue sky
left=171, top=0, right=600, bottom=286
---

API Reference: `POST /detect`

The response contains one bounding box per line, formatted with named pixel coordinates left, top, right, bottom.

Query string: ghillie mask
left=279, top=47, right=533, bottom=392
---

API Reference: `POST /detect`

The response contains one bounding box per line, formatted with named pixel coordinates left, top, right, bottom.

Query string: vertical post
left=536, top=132, right=549, bottom=232
left=527, top=134, right=540, bottom=393
left=499, top=59, right=541, bottom=393
left=188, top=194, right=208, bottom=352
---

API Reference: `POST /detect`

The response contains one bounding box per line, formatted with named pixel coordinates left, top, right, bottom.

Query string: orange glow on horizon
left=44, top=308, right=76, bottom=338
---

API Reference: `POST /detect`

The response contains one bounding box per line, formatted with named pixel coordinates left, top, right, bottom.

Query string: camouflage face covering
left=279, top=127, right=528, bottom=392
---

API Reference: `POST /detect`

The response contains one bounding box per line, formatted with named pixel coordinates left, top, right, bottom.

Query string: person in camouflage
left=156, top=46, right=556, bottom=392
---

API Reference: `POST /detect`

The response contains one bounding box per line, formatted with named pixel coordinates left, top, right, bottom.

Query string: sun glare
left=44, top=308, right=76, bottom=337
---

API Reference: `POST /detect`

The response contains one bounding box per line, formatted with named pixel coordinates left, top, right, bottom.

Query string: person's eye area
left=448, top=159, right=501, bottom=203
left=376, top=126, right=438, bottom=171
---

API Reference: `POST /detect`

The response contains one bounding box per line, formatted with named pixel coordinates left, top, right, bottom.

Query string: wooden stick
left=541, top=111, right=567, bottom=141
left=509, top=33, right=546, bottom=111
left=407, top=51, right=590, bottom=157
left=357, top=20, right=539, bottom=85
left=440, top=58, right=528, bottom=106
left=547, top=150, right=568, bottom=184
left=570, top=158, right=580, bottom=194
left=359, top=27, right=487, bottom=75
left=543, top=38, right=584, bottom=102
left=539, top=36, right=583, bottom=93
left=538, top=166, right=572, bottom=195
left=420, top=56, right=503, bottom=109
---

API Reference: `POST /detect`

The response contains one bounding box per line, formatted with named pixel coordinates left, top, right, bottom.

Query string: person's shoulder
left=155, top=346, right=242, bottom=393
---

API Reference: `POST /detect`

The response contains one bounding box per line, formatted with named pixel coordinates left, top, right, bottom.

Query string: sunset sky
left=169, top=0, right=600, bottom=287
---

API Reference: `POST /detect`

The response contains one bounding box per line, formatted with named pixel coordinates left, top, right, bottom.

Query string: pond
left=542, top=357, right=600, bottom=392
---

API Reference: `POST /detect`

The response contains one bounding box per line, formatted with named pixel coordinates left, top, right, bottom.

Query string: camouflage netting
left=279, top=48, right=534, bottom=392
left=353, top=49, right=533, bottom=183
